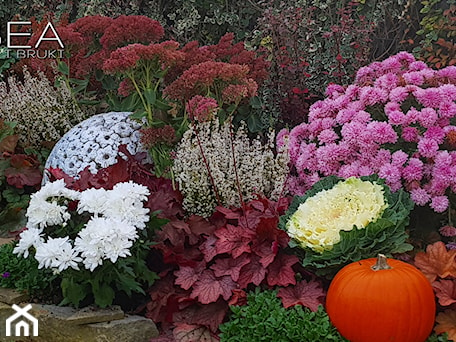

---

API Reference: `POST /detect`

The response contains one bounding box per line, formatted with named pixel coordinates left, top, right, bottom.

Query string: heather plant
left=172, top=119, right=289, bottom=217
left=281, top=51, right=456, bottom=238
left=0, top=67, right=87, bottom=148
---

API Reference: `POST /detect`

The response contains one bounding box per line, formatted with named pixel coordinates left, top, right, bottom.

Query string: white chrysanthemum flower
left=77, top=188, right=110, bottom=215
left=13, top=227, right=44, bottom=258
left=104, top=182, right=150, bottom=229
left=33, top=179, right=79, bottom=201
left=286, top=177, right=388, bottom=253
left=35, top=237, right=81, bottom=271
left=112, top=181, right=150, bottom=202
left=26, top=199, right=71, bottom=229
left=74, top=217, right=138, bottom=271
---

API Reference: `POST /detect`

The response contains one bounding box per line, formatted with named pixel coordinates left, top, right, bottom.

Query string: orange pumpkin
left=326, top=254, right=436, bottom=342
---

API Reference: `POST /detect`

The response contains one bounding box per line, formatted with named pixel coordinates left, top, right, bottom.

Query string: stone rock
left=0, top=288, right=29, bottom=305
left=0, top=303, right=159, bottom=342
left=64, top=305, right=124, bottom=325
left=42, top=112, right=149, bottom=184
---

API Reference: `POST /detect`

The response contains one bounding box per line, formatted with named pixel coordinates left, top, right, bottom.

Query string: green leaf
left=91, top=281, right=115, bottom=308
left=129, top=109, right=147, bottom=120
left=154, top=98, right=172, bottom=111
left=57, top=61, right=69, bottom=76
left=249, top=96, right=262, bottom=109
left=61, top=278, right=88, bottom=307
left=247, top=114, right=263, bottom=133
left=144, top=88, right=157, bottom=105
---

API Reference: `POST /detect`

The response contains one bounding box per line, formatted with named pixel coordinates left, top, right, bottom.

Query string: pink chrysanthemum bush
left=281, top=52, right=456, bottom=216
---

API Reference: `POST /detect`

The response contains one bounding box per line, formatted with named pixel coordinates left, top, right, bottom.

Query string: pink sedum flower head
left=284, top=52, right=456, bottom=213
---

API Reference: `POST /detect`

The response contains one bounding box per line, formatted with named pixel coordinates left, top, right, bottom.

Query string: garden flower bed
left=0, top=2, right=455, bottom=341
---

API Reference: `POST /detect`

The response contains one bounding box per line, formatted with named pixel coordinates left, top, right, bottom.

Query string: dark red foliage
left=146, top=195, right=300, bottom=334
left=47, top=145, right=183, bottom=220
left=4, top=154, right=42, bottom=189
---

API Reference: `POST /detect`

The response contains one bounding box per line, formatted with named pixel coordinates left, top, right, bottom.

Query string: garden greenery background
left=0, top=0, right=455, bottom=341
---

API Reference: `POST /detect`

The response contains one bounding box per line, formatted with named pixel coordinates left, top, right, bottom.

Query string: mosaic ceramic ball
left=43, top=112, right=147, bottom=182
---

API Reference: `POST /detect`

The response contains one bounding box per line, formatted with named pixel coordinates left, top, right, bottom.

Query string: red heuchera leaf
left=266, top=253, right=299, bottom=287
left=414, top=241, right=456, bottom=282
left=190, top=270, right=236, bottom=304
left=175, top=264, right=205, bottom=290
left=434, top=309, right=456, bottom=341
left=228, top=289, right=247, bottom=306
left=214, top=224, right=253, bottom=258
left=433, top=279, right=456, bottom=306
left=0, top=134, right=19, bottom=153
left=5, top=154, right=42, bottom=188
left=187, top=215, right=216, bottom=236
left=277, top=279, right=326, bottom=312
left=146, top=274, right=189, bottom=324
left=173, top=300, right=228, bottom=332
left=253, top=216, right=290, bottom=267
left=173, top=323, right=219, bottom=342
left=237, top=255, right=266, bottom=288
left=200, top=235, right=218, bottom=262
left=210, top=253, right=250, bottom=282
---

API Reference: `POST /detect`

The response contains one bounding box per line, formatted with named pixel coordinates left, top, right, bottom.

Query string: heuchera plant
left=0, top=119, right=42, bottom=232
left=147, top=196, right=326, bottom=339
left=281, top=52, right=456, bottom=217
left=414, top=241, right=456, bottom=341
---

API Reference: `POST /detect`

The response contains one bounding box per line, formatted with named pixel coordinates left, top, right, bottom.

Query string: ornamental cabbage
left=286, top=177, right=387, bottom=253
left=280, top=175, right=414, bottom=277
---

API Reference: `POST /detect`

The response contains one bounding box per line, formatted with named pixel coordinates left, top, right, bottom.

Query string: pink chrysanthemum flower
left=283, top=52, right=456, bottom=213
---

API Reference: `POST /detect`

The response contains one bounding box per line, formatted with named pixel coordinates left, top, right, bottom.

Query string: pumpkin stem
left=371, top=254, right=392, bottom=271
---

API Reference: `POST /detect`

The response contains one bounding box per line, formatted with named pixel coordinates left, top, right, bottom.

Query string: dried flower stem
left=193, top=123, right=222, bottom=206
left=228, top=118, right=249, bottom=228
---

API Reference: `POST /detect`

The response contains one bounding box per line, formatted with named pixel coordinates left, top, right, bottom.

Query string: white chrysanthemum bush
left=13, top=179, right=159, bottom=307
left=279, top=175, right=414, bottom=277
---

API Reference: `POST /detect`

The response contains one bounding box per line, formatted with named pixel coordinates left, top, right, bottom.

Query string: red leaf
left=228, top=289, right=247, bottom=306
left=0, top=134, right=19, bottom=153
left=173, top=324, right=219, bottom=342
left=188, top=215, right=216, bottom=236
left=210, top=254, right=250, bottom=282
left=237, top=255, right=266, bottom=288
left=435, top=309, right=456, bottom=341
left=414, top=241, right=456, bottom=282
left=214, top=224, right=253, bottom=258
left=433, top=279, right=456, bottom=307
left=253, top=217, right=290, bottom=267
left=159, top=220, right=194, bottom=246
left=200, top=235, right=218, bottom=262
left=175, top=264, right=205, bottom=290
left=191, top=270, right=236, bottom=304
left=266, top=253, right=299, bottom=287
left=146, top=274, right=189, bottom=324
left=5, top=154, right=42, bottom=188
left=173, top=300, right=228, bottom=332
left=277, top=279, right=325, bottom=311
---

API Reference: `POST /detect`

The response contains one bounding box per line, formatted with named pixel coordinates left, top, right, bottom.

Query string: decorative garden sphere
left=43, top=112, right=147, bottom=183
